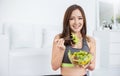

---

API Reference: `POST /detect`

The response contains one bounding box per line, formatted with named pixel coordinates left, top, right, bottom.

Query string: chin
left=73, top=29, right=81, bottom=33
left=73, top=31, right=80, bottom=33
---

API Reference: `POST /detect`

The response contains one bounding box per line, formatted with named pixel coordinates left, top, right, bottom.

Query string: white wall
left=0, top=0, right=96, bottom=35
left=0, top=0, right=97, bottom=75
left=0, top=35, right=9, bottom=76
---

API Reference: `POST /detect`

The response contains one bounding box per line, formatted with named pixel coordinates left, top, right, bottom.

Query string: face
left=69, top=9, right=84, bottom=33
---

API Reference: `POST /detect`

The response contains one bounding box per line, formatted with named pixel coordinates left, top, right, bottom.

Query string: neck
left=72, top=32, right=82, bottom=39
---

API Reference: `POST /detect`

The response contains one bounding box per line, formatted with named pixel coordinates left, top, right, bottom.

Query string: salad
left=71, top=33, right=79, bottom=44
left=68, top=50, right=93, bottom=67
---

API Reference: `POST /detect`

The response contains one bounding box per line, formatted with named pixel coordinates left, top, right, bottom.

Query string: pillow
left=10, top=24, right=34, bottom=49
left=10, top=24, right=44, bottom=49
left=42, top=27, right=61, bottom=48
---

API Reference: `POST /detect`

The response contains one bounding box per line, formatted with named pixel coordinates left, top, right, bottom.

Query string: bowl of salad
left=68, top=50, right=93, bottom=67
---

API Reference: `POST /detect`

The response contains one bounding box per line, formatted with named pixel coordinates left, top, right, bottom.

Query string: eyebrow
left=70, top=16, right=83, bottom=18
left=78, top=16, right=83, bottom=17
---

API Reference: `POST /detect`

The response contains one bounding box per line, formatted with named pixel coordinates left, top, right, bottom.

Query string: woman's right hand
left=54, top=38, right=66, bottom=51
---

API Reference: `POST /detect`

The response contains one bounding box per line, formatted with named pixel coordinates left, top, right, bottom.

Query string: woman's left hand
left=82, top=62, right=91, bottom=69
left=82, top=54, right=95, bottom=69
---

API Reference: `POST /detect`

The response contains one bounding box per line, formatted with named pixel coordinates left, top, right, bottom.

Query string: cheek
left=80, top=20, right=84, bottom=24
left=69, top=20, right=74, bottom=25
left=80, top=21, right=84, bottom=28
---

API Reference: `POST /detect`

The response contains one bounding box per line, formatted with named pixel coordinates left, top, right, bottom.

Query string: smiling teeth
left=73, top=25, right=80, bottom=29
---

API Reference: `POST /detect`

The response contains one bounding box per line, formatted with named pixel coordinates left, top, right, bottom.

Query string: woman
left=51, top=4, right=96, bottom=76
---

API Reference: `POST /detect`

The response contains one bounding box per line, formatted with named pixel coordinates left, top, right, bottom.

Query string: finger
left=57, top=39, right=63, bottom=47
left=59, top=38, right=65, bottom=45
left=57, top=39, right=63, bottom=45
left=54, top=39, right=59, bottom=43
left=56, top=40, right=60, bottom=47
left=61, top=39, right=65, bottom=45
left=61, top=38, right=65, bottom=41
left=55, top=38, right=64, bottom=44
left=84, top=62, right=91, bottom=68
left=59, top=39, right=64, bottom=45
left=58, top=39, right=62, bottom=46
left=58, top=39, right=66, bottom=50
left=89, top=56, right=94, bottom=65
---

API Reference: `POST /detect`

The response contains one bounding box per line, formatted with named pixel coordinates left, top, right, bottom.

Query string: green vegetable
left=71, top=33, right=79, bottom=44
left=68, top=50, right=93, bottom=66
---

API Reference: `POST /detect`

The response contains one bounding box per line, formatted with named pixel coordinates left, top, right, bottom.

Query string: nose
left=74, top=18, right=79, bottom=24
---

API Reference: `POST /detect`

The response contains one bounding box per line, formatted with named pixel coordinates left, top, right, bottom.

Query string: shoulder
left=86, top=35, right=96, bottom=43
left=86, top=35, right=96, bottom=48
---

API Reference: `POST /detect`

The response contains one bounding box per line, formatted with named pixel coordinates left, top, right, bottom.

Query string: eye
left=69, top=18, right=74, bottom=20
left=78, top=17, right=83, bottom=20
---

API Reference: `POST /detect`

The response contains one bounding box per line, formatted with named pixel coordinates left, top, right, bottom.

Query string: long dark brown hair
left=60, top=4, right=87, bottom=46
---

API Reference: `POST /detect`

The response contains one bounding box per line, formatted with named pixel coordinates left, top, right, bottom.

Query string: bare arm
left=87, top=37, right=96, bottom=71
left=51, top=34, right=66, bottom=71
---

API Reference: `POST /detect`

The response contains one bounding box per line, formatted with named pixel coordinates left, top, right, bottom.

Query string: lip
left=73, top=25, right=80, bottom=29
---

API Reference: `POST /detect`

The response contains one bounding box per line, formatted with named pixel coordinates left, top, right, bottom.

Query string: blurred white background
left=0, top=0, right=120, bottom=76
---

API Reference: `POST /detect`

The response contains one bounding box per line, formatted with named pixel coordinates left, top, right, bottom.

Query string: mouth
left=73, top=25, right=81, bottom=29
